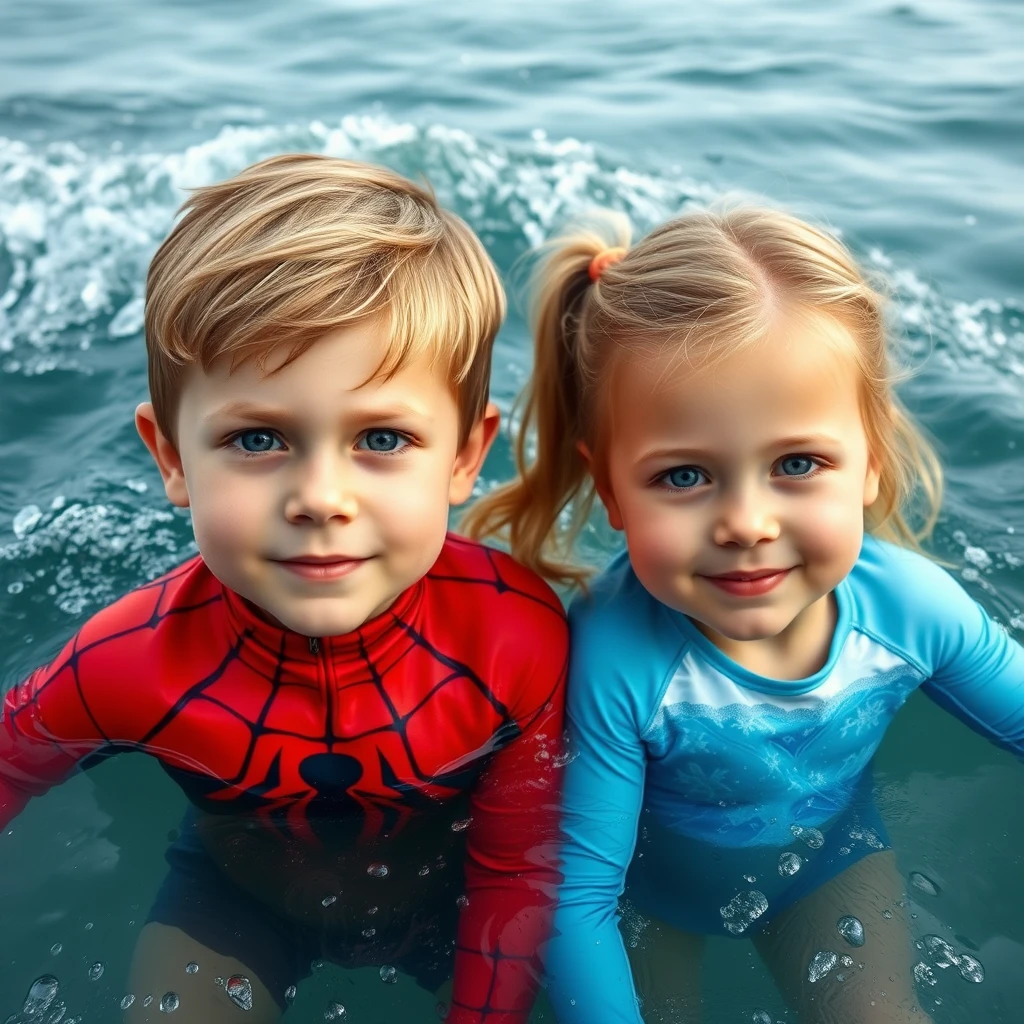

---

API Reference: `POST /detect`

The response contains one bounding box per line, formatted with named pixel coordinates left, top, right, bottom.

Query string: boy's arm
left=447, top=619, right=568, bottom=1024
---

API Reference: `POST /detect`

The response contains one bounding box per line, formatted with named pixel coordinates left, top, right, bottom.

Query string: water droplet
left=743, top=874, right=757, bottom=883
left=284, top=986, right=297, bottom=1004
left=837, top=915, right=865, bottom=947
left=322, top=894, right=337, bottom=907
left=324, top=1003, right=347, bottom=1020
left=958, top=954, right=985, bottom=984
left=362, top=928, right=376, bottom=938
left=311, top=959, right=325, bottom=973
left=367, top=905, right=378, bottom=915
left=838, top=846, right=851, bottom=856
left=923, top=935, right=960, bottom=969
left=789, top=824, right=825, bottom=849
left=778, top=852, right=803, bottom=876
left=914, top=962, right=938, bottom=986
left=719, top=890, right=769, bottom=935
left=418, top=865, right=431, bottom=876
left=455, top=895, right=470, bottom=909
left=20, top=976, right=60, bottom=1016
left=909, top=871, right=940, bottom=897
left=848, top=826, right=885, bottom=850
left=87, top=962, right=105, bottom=981
left=13, top=505, right=42, bottom=539
left=808, top=950, right=838, bottom=983
left=143, top=996, right=154, bottom=1007
left=185, top=962, right=199, bottom=975
left=367, top=863, right=389, bottom=878
left=881, top=909, right=894, bottom=920
left=752, top=1012, right=772, bottom=1024
left=160, top=992, right=180, bottom=1013
left=451, top=818, right=473, bottom=832
left=225, top=975, right=253, bottom=1011
left=839, top=955, right=855, bottom=968
left=379, top=965, right=397, bottom=984
left=121, top=994, right=136, bottom=1010
left=50, top=943, right=63, bottom=956
left=84, top=922, right=93, bottom=931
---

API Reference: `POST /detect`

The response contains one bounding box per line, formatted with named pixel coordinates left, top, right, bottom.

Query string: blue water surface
left=0, top=1, right=1022, bottom=1020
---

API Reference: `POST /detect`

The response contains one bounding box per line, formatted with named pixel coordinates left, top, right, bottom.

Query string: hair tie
left=588, top=247, right=626, bottom=282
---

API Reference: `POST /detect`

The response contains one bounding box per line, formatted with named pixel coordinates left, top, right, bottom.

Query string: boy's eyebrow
left=637, top=435, right=844, bottom=465
left=204, top=399, right=433, bottom=425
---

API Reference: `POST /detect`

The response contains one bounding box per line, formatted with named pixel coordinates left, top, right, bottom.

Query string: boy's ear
left=449, top=402, right=501, bottom=506
left=577, top=440, right=624, bottom=531
left=135, top=403, right=190, bottom=508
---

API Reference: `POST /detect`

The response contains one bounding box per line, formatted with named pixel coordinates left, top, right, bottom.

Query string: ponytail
left=461, top=212, right=632, bottom=586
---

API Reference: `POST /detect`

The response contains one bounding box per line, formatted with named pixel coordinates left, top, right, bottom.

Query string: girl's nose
left=712, top=487, right=780, bottom=548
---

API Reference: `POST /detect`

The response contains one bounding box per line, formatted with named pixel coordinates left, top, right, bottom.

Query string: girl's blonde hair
left=463, top=205, right=942, bottom=586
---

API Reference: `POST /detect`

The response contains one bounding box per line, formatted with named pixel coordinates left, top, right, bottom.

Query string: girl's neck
left=692, top=592, right=838, bottom=682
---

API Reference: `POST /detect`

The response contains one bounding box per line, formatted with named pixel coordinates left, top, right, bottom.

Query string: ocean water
left=0, top=0, right=1022, bottom=1020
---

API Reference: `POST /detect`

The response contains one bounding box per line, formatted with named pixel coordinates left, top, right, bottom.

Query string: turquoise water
left=1, top=1, right=1023, bottom=1020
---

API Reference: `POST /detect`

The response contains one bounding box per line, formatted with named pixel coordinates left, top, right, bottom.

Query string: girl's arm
left=544, top=668, right=648, bottom=1024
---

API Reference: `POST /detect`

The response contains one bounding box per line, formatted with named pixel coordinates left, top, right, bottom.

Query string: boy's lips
left=275, top=554, right=371, bottom=581
left=700, top=568, right=792, bottom=597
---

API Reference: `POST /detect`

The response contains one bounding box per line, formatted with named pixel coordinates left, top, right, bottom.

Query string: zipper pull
left=308, top=636, right=321, bottom=655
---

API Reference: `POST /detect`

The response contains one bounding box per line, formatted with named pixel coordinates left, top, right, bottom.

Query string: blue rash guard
left=545, top=535, right=1024, bottom=1024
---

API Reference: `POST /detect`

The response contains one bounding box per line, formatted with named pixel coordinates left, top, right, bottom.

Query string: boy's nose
left=712, top=488, right=780, bottom=548
left=284, top=456, right=359, bottom=525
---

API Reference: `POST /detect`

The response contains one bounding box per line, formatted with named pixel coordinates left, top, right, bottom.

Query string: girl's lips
left=700, top=569, right=791, bottom=597
left=276, top=557, right=369, bottom=581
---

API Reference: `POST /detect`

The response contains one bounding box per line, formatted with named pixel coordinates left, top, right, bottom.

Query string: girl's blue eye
left=235, top=430, right=282, bottom=453
left=663, top=466, right=706, bottom=489
left=777, top=455, right=816, bottom=477
left=359, top=429, right=408, bottom=453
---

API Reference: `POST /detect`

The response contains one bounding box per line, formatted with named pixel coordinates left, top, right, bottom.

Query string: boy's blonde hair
left=145, top=154, right=505, bottom=446
left=463, top=205, right=942, bottom=586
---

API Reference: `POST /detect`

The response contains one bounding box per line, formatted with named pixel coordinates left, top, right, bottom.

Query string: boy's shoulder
left=429, top=534, right=566, bottom=628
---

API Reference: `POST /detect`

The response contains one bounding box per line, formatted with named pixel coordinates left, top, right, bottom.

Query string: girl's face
left=592, top=311, right=880, bottom=671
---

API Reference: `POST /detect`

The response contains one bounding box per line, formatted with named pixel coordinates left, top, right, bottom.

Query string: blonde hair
left=463, top=205, right=943, bottom=586
left=145, top=153, right=505, bottom=446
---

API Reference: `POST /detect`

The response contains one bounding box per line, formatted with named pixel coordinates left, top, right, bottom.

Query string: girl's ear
left=577, top=441, right=624, bottom=532
left=136, top=403, right=190, bottom=508
left=863, top=449, right=881, bottom=508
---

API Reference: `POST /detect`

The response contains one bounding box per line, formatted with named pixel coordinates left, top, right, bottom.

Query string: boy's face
left=137, top=321, right=497, bottom=638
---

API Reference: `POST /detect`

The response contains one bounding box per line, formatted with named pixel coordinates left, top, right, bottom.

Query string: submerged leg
left=627, top=915, right=705, bottom=1024
left=125, top=922, right=282, bottom=1024
left=753, top=851, right=927, bottom=1024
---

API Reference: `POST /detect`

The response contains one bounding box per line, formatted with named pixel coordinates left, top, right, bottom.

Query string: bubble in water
left=881, top=909, right=893, bottom=920
left=120, top=995, right=136, bottom=1010
left=362, top=928, right=376, bottom=938
left=790, top=824, right=825, bottom=849
left=839, top=955, right=855, bottom=968
left=324, top=1003, right=347, bottom=1020
left=19, top=976, right=60, bottom=1016
left=185, top=963, right=199, bottom=975
left=752, top=1012, right=772, bottom=1024
left=379, top=965, right=397, bottom=984
left=225, top=976, right=253, bottom=1011
left=87, top=962, right=105, bottom=981
left=367, top=905, right=378, bottom=915
left=13, top=505, right=43, bottom=539
left=418, top=865, right=431, bottom=876
left=160, top=992, right=179, bottom=1013
left=909, top=871, right=940, bottom=897
left=455, top=895, right=470, bottom=910
left=914, top=962, right=938, bottom=986
left=957, top=954, right=985, bottom=984
left=436, top=1001, right=450, bottom=1019
left=451, top=818, right=473, bottom=832
left=923, top=935, right=961, bottom=969
left=719, top=890, right=769, bottom=935
left=778, top=851, right=803, bottom=876
left=322, top=895, right=337, bottom=907
left=49, top=943, right=63, bottom=956
left=848, top=826, right=885, bottom=850
left=143, top=996, right=154, bottom=1007
left=367, top=863, right=389, bottom=878
left=84, top=923, right=93, bottom=931
left=808, top=950, right=838, bottom=983
left=743, top=874, right=757, bottom=883
left=284, top=986, right=297, bottom=1004
left=837, top=915, right=865, bottom=947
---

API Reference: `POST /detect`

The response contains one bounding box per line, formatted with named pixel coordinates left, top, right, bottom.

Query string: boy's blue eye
left=777, top=455, right=816, bottom=477
left=235, top=430, right=282, bottom=453
left=663, top=466, right=706, bottom=489
left=359, top=429, right=408, bottom=453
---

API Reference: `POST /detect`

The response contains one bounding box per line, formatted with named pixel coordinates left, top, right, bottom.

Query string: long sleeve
left=448, top=610, right=568, bottom=1024
left=543, top=659, right=648, bottom=1024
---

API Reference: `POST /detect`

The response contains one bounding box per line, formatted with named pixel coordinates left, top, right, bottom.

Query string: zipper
left=308, top=636, right=321, bottom=655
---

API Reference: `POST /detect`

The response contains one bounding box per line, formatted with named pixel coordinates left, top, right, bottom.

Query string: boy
left=0, top=155, right=567, bottom=1021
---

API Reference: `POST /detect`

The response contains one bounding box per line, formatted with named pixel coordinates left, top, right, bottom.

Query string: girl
left=464, top=206, right=1024, bottom=1023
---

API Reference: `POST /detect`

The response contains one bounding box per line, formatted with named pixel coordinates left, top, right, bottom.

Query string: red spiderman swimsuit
left=0, top=534, right=567, bottom=1022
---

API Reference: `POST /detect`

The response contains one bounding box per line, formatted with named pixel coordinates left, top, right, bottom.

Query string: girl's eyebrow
left=638, top=434, right=844, bottom=465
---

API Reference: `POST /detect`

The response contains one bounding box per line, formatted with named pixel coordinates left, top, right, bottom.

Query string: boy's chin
left=253, top=599, right=389, bottom=639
